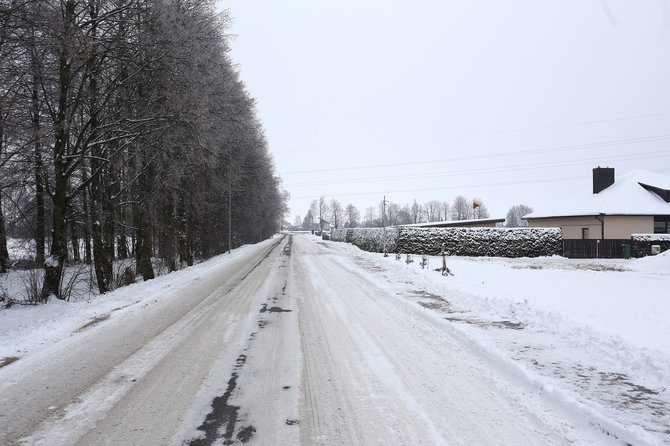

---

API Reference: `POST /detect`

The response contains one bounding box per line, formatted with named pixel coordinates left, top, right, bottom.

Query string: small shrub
left=18, top=268, right=45, bottom=304
left=112, top=259, right=136, bottom=289
left=59, top=263, right=91, bottom=302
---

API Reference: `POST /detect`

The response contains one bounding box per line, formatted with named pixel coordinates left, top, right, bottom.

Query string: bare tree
left=451, top=195, right=470, bottom=220
left=345, top=203, right=359, bottom=228
left=329, top=198, right=343, bottom=229
left=410, top=199, right=422, bottom=223
left=0, top=0, right=288, bottom=300
left=505, top=204, right=533, bottom=227
left=398, top=204, right=412, bottom=225
left=387, top=202, right=401, bottom=226
left=318, top=196, right=328, bottom=230
left=364, top=206, right=376, bottom=227
left=302, top=200, right=317, bottom=231
left=425, top=200, right=442, bottom=222
left=441, top=201, right=450, bottom=221
left=472, top=197, right=490, bottom=219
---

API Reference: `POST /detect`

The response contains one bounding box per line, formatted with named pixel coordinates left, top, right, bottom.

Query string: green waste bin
left=622, top=244, right=631, bottom=259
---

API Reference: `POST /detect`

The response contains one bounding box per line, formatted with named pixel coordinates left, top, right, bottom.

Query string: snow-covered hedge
left=330, top=228, right=397, bottom=253
left=631, top=234, right=670, bottom=257
left=330, top=227, right=562, bottom=257
left=330, top=229, right=348, bottom=243
left=397, top=227, right=562, bottom=257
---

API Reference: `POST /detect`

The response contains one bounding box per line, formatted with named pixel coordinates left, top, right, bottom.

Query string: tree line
left=297, top=196, right=533, bottom=230
left=297, top=195, right=513, bottom=230
left=0, top=0, right=287, bottom=301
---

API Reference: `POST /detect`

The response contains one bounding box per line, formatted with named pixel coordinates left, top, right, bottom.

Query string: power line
left=274, top=111, right=670, bottom=153
left=283, top=150, right=670, bottom=188
left=290, top=168, right=670, bottom=200
left=280, top=134, right=670, bottom=175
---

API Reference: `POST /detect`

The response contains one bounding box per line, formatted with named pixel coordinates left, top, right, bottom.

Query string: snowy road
left=0, top=234, right=621, bottom=445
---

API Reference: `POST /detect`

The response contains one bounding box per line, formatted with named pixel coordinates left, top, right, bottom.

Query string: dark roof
left=638, top=182, right=670, bottom=203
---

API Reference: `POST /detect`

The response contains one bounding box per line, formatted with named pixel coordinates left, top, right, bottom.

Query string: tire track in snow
left=184, top=234, right=301, bottom=445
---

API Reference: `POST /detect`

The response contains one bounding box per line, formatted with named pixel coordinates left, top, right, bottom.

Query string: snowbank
left=630, top=247, right=670, bottom=270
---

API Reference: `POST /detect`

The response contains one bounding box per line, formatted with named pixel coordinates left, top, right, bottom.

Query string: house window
left=582, top=228, right=589, bottom=239
left=654, top=216, right=670, bottom=234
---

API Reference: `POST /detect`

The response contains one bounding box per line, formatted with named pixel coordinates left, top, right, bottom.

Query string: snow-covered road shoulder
left=320, top=240, right=670, bottom=446
left=0, top=239, right=278, bottom=370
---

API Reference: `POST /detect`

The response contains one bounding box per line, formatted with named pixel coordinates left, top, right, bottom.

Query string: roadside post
left=440, top=244, right=453, bottom=276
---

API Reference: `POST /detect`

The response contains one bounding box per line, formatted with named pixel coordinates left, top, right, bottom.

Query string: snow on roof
left=401, top=218, right=505, bottom=228
left=524, top=170, right=670, bottom=219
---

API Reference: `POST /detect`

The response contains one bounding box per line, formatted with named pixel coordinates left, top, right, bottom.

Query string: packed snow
left=0, top=235, right=668, bottom=444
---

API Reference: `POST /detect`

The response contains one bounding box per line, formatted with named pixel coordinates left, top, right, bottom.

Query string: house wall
left=528, top=215, right=653, bottom=239
left=603, top=215, right=652, bottom=239
left=529, top=216, right=602, bottom=239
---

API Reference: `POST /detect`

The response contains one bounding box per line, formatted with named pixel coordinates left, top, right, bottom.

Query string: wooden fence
left=562, top=239, right=630, bottom=259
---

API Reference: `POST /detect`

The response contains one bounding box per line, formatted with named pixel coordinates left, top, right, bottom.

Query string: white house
left=524, top=168, right=670, bottom=240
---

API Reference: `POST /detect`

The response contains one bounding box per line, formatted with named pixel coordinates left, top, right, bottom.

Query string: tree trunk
left=89, top=164, right=113, bottom=292
left=82, top=177, right=93, bottom=265
left=0, top=187, right=10, bottom=273
left=134, top=201, right=154, bottom=280
left=32, top=56, right=45, bottom=266
left=42, top=0, right=77, bottom=301
left=0, top=110, right=8, bottom=273
left=70, top=215, right=80, bottom=262
left=42, top=176, right=68, bottom=300
left=134, top=155, right=154, bottom=280
left=103, top=201, right=115, bottom=263
left=117, top=233, right=128, bottom=259
left=87, top=0, right=112, bottom=293
left=90, top=201, right=111, bottom=293
left=186, top=215, right=194, bottom=266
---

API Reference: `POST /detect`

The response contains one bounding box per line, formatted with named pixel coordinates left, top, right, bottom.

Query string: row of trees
left=0, top=0, right=287, bottom=301
left=297, top=195, right=528, bottom=230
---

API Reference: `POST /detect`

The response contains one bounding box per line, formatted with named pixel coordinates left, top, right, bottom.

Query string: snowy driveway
left=0, top=234, right=643, bottom=445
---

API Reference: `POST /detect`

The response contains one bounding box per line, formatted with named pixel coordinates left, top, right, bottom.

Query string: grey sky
left=216, top=0, right=670, bottom=222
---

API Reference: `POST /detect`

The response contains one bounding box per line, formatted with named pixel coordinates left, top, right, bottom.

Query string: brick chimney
left=593, top=167, right=615, bottom=194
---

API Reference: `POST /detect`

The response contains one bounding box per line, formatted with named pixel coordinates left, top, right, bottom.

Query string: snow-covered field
left=1, top=235, right=668, bottom=444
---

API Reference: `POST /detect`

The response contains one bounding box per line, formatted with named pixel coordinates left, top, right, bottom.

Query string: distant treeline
left=299, top=196, right=493, bottom=230
left=0, top=0, right=287, bottom=300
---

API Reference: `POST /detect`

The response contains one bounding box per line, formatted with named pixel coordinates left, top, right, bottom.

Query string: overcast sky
left=216, top=0, right=670, bottom=223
